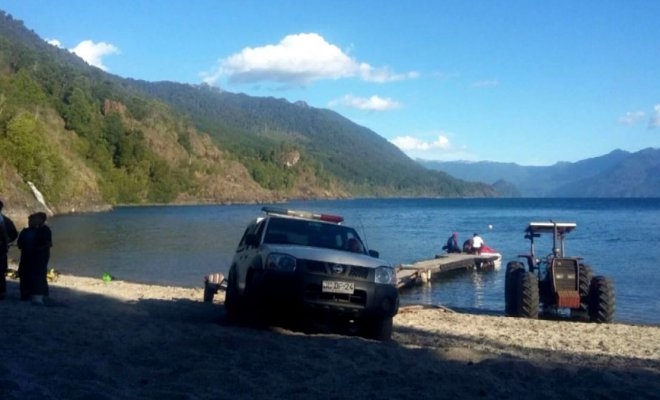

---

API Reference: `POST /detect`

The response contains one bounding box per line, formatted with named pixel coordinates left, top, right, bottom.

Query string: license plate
left=322, top=280, right=354, bottom=294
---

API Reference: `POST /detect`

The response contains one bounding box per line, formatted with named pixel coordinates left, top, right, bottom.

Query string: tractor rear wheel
left=512, top=269, right=539, bottom=319
left=589, top=276, right=615, bottom=323
left=505, top=261, right=525, bottom=315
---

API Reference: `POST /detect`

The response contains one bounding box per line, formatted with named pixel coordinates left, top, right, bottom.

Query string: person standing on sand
left=17, top=212, right=52, bottom=304
left=17, top=214, right=38, bottom=301
left=0, top=200, right=19, bottom=300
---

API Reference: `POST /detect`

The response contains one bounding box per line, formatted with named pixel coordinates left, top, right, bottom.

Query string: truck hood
left=264, top=244, right=390, bottom=269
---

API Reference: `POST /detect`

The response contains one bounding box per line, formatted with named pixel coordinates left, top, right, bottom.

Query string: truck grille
left=304, top=284, right=368, bottom=306
left=348, top=266, right=369, bottom=279
left=302, top=260, right=371, bottom=281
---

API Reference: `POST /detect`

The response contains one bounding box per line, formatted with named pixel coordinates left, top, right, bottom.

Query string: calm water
left=17, top=198, right=660, bottom=325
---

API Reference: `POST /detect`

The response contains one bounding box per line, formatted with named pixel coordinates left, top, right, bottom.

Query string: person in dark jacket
left=442, top=232, right=461, bottom=253
left=0, top=200, right=19, bottom=300
left=462, top=239, right=473, bottom=254
left=17, top=212, right=52, bottom=304
left=17, top=214, right=38, bottom=301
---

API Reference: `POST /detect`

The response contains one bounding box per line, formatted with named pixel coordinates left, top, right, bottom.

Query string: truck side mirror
left=368, top=249, right=379, bottom=258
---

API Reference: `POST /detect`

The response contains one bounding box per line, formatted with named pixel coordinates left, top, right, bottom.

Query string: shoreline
left=9, top=260, right=660, bottom=328
left=1, top=272, right=658, bottom=399
left=6, top=254, right=660, bottom=327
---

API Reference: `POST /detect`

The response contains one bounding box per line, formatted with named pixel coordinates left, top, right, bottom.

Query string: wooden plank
left=395, top=253, right=500, bottom=290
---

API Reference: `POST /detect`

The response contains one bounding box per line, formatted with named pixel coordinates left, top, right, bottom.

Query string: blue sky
left=1, top=0, right=658, bottom=165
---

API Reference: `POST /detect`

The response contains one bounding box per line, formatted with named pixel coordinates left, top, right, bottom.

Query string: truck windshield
left=263, top=217, right=365, bottom=253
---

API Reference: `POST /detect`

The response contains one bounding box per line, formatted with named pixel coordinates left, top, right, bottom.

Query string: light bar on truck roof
left=262, top=206, right=344, bottom=224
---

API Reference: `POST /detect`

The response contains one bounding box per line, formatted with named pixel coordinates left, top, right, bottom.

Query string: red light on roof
left=319, top=214, right=344, bottom=223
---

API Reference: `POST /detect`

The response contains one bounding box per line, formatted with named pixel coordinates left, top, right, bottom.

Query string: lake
left=19, top=198, right=660, bottom=325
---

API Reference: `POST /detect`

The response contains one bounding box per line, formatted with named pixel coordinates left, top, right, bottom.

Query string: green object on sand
left=102, top=272, right=113, bottom=282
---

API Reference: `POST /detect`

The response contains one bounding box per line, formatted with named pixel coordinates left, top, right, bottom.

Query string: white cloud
left=201, top=33, right=418, bottom=86
left=649, top=105, right=660, bottom=129
left=390, top=133, right=479, bottom=161
left=46, top=38, right=62, bottom=48
left=619, top=110, right=646, bottom=125
left=358, top=65, right=420, bottom=83
left=471, top=80, right=499, bottom=88
left=390, top=134, right=451, bottom=151
left=328, top=95, right=401, bottom=111
left=70, top=40, right=120, bottom=71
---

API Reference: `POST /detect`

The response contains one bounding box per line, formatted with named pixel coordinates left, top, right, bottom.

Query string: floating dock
left=396, top=253, right=501, bottom=290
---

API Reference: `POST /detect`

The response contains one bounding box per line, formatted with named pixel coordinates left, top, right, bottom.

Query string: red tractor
left=505, top=222, right=615, bottom=323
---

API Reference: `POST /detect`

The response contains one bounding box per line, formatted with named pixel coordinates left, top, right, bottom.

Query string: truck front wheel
left=361, top=316, right=393, bottom=341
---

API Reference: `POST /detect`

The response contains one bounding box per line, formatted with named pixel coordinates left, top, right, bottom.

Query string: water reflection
left=471, top=270, right=485, bottom=308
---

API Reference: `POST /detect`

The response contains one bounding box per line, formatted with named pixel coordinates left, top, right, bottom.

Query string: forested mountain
left=125, top=80, right=494, bottom=197
left=0, top=11, right=494, bottom=217
left=420, top=148, right=660, bottom=197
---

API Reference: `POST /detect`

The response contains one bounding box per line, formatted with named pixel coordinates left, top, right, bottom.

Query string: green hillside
left=0, top=11, right=495, bottom=217
left=0, top=11, right=276, bottom=215
left=128, top=80, right=495, bottom=197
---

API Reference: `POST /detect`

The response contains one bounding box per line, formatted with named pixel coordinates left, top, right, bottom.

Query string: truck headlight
left=375, top=266, right=396, bottom=285
left=266, top=253, right=296, bottom=272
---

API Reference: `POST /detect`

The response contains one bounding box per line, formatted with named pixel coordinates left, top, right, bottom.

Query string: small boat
left=478, top=244, right=502, bottom=271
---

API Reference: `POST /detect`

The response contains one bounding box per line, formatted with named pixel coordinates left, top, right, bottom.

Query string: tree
left=0, top=113, right=67, bottom=201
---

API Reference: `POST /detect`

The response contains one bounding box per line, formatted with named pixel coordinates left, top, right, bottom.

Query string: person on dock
left=462, top=239, right=472, bottom=253
left=0, top=200, right=19, bottom=300
left=17, top=212, right=52, bottom=304
left=471, top=233, right=484, bottom=255
left=442, top=232, right=461, bottom=253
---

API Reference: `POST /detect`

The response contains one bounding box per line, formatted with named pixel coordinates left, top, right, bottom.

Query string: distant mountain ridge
left=419, top=148, right=660, bottom=197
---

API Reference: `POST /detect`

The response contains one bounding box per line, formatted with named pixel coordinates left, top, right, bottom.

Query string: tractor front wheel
left=589, top=276, right=615, bottom=323
left=574, top=263, right=593, bottom=319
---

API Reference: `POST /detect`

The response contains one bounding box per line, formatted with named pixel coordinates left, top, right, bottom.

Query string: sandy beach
left=1, top=271, right=658, bottom=400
